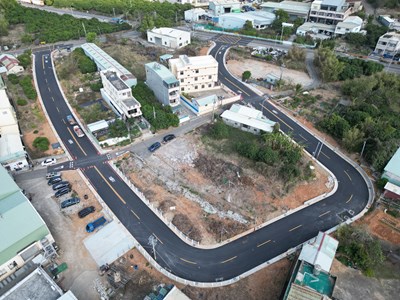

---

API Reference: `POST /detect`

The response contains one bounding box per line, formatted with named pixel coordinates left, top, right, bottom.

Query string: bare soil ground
left=119, top=128, right=332, bottom=245
left=226, top=58, right=313, bottom=87
left=0, top=24, right=25, bottom=46
left=110, top=247, right=292, bottom=300
left=360, top=209, right=400, bottom=245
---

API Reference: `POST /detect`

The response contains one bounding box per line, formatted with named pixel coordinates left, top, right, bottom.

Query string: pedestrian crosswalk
left=214, top=34, right=253, bottom=46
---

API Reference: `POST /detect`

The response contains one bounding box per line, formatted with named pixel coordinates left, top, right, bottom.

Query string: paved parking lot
left=15, top=170, right=105, bottom=300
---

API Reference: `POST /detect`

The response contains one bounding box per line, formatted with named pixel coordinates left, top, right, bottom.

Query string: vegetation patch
left=16, top=98, right=27, bottom=106
left=33, top=136, right=50, bottom=151
left=19, top=76, right=37, bottom=100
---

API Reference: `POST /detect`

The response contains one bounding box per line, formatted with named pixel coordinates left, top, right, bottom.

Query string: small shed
left=87, top=119, right=109, bottom=137
left=160, top=54, right=173, bottom=64
left=265, top=73, right=280, bottom=85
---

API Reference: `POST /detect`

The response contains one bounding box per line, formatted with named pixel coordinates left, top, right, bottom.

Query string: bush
left=210, top=120, right=230, bottom=139
left=17, top=50, right=32, bottom=68
left=33, top=137, right=50, bottom=151
left=376, top=177, right=388, bottom=190
left=89, top=80, right=103, bottom=92
left=242, top=70, right=251, bottom=82
left=17, top=99, right=28, bottom=106
left=72, top=48, right=97, bottom=74
left=109, top=119, right=128, bottom=138
left=19, top=76, right=37, bottom=100
left=8, top=74, right=19, bottom=84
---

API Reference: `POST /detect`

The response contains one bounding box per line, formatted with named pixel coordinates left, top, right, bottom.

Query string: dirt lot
left=119, top=127, right=332, bottom=245
left=226, top=58, right=313, bottom=87
left=0, top=24, right=25, bottom=47
left=360, top=209, right=400, bottom=245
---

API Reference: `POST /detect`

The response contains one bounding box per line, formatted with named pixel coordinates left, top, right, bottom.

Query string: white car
left=41, top=158, right=57, bottom=167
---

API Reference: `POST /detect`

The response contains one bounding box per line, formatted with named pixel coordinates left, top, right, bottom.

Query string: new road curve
left=34, top=45, right=371, bottom=284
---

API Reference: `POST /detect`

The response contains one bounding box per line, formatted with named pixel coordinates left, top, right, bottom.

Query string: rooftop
left=170, top=55, right=218, bottom=69
left=145, top=62, right=179, bottom=84
left=122, top=97, right=140, bottom=108
left=87, top=119, right=109, bottom=133
left=149, top=27, right=190, bottom=39
left=384, top=182, right=400, bottom=196
left=220, top=11, right=275, bottom=23
left=0, top=133, right=26, bottom=163
left=1, top=268, right=63, bottom=300
left=321, top=0, right=346, bottom=8
left=298, top=231, right=338, bottom=273
left=384, top=147, right=400, bottom=176
left=103, top=70, right=129, bottom=91
left=164, top=286, right=191, bottom=300
left=381, top=32, right=400, bottom=40
left=210, top=0, right=240, bottom=4
left=297, top=22, right=336, bottom=32
left=0, top=165, right=50, bottom=265
left=261, top=1, right=312, bottom=14
left=194, top=94, right=217, bottom=106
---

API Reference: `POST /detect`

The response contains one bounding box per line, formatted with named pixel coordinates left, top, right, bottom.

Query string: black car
left=78, top=206, right=96, bottom=218
left=61, top=197, right=80, bottom=209
left=55, top=187, right=71, bottom=198
left=52, top=181, right=70, bottom=191
left=48, top=176, right=62, bottom=185
left=148, top=142, right=161, bottom=152
left=163, top=134, right=176, bottom=143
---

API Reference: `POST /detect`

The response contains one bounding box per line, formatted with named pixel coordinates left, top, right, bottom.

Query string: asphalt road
left=34, top=44, right=371, bottom=283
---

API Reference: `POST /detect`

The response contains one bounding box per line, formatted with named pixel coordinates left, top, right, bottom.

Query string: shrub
left=33, top=137, right=50, bottom=151
left=72, top=48, right=97, bottom=74
left=242, top=70, right=251, bottom=82
left=210, top=120, right=230, bottom=139
left=33, top=130, right=39, bottom=134
left=19, top=76, right=37, bottom=100
left=7, top=74, right=19, bottom=84
left=17, top=99, right=28, bottom=106
left=89, top=80, right=103, bottom=92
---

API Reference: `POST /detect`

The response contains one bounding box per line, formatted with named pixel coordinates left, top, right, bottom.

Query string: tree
left=319, top=113, right=350, bottom=139
left=210, top=120, right=230, bottom=139
left=86, top=31, right=97, bottom=43
left=344, top=33, right=367, bottom=48
left=294, top=83, right=303, bottom=96
left=314, top=47, right=344, bottom=82
left=242, top=70, right=251, bottom=82
left=17, top=50, right=32, bottom=68
left=342, top=127, right=364, bottom=151
left=33, top=137, right=50, bottom=151
left=0, top=11, right=8, bottom=36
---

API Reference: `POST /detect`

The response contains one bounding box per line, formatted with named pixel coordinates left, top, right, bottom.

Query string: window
left=180, top=71, right=184, bottom=75
left=208, top=75, right=212, bottom=79
left=195, top=86, right=198, bottom=89
left=195, top=70, right=199, bottom=74
left=181, top=87, right=185, bottom=91
left=202, top=85, right=205, bottom=88
left=181, top=79, right=184, bottom=83
left=195, top=77, right=198, bottom=81
left=179, top=43, right=182, bottom=46
left=208, top=84, right=212, bottom=87
left=150, top=38, right=153, bottom=41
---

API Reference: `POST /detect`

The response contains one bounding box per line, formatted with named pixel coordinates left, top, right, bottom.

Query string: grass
left=32, top=105, right=45, bottom=122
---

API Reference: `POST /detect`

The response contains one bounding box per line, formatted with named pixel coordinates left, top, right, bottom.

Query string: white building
left=81, top=43, right=137, bottom=87
left=209, top=0, right=241, bottom=16
left=0, top=90, right=29, bottom=172
left=184, top=8, right=206, bottom=22
left=145, top=62, right=180, bottom=107
left=374, top=32, right=400, bottom=56
left=218, top=11, right=276, bottom=30
left=147, top=28, right=191, bottom=49
left=309, top=0, right=352, bottom=25
left=0, top=54, right=24, bottom=75
left=177, top=0, right=209, bottom=7
left=221, top=104, right=276, bottom=134
left=261, top=1, right=312, bottom=20
left=100, top=70, right=142, bottom=119
left=296, top=22, right=336, bottom=37
left=334, top=16, right=363, bottom=35
left=169, top=55, right=219, bottom=93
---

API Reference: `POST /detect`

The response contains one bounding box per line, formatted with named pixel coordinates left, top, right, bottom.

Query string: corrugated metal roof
left=384, top=147, right=400, bottom=177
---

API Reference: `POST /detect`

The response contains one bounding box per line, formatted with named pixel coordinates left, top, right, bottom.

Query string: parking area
left=15, top=169, right=107, bottom=300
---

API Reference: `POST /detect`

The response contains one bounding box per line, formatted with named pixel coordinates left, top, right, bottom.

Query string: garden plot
left=119, top=127, right=332, bottom=245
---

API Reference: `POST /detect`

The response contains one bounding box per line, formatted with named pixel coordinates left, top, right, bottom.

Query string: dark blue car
left=148, top=142, right=161, bottom=152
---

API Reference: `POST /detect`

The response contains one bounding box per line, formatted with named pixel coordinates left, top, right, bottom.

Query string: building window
left=181, top=79, right=184, bottom=83
left=165, top=42, right=167, bottom=45
left=150, top=38, right=153, bottom=41
left=180, top=71, right=184, bottom=75
left=195, top=86, right=198, bottom=89
left=179, top=43, right=182, bottom=46
left=208, top=84, right=212, bottom=87
left=202, top=84, right=205, bottom=88
left=195, top=77, right=198, bottom=81
left=208, top=75, right=212, bottom=79
left=181, top=87, right=184, bottom=91
left=195, top=70, right=199, bottom=74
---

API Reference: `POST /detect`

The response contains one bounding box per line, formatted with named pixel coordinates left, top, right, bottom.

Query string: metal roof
left=384, top=147, right=400, bottom=177
left=384, top=182, right=400, bottom=196
left=145, top=62, right=178, bottom=83
left=87, top=119, right=109, bottom=133
left=0, top=166, right=50, bottom=265
left=261, top=1, right=311, bottom=15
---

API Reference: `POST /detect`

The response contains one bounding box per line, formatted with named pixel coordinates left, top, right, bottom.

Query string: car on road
left=52, top=181, right=70, bottom=191
left=41, top=158, right=57, bottom=167
left=78, top=206, right=95, bottom=218
left=48, top=176, right=62, bottom=185
left=163, top=134, right=176, bottom=143
left=61, top=197, right=80, bottom=209
left=55, top=187, right=71, bottom=198
left=148, top=142, right=161, bottom=152
left=46, top=171, right=60, bottom=179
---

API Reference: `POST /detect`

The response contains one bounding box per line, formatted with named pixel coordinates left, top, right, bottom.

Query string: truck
left=86, top=216, right=107, bottom=233
left=66, top=115, right=76, bottom=125
left=73, top=125, right=85, bottom=138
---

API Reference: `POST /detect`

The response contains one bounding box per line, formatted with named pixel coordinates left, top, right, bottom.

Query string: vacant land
left=118, top=125, right=332, bottom=244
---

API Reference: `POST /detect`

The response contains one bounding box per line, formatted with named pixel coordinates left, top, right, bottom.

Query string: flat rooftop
left=170, top=55, right=218, bottom=69
left=149, top=27, right=189, bottom=39
left=103, top=70, right=129, bottom=91
left=261, top=1, right=311, bottom=14
left=1, top=268, right=63, bottom=300
left=145, top=62, right=179, bottom=84
left=122, top=97, right=140, bottom=108
left=384, top=147, right=400, bottom=177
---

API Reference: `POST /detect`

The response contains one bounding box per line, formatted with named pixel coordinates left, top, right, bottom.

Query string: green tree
left=344, top=33, right=367, bottom=48
left=33, top=137, right=50, bottom=151
left=319, top=113, right=350, bottom=139
left=109, top=119, right=128, bottom=138
left=342, top=127, right=364, bottom=151
left=210, top=120, right=230, bottom=139
left=0, top=11, right=8, bottom=36
left=17, top=50, right=32, bottom=69
left=314, top=47, right=344, bottom=82
left=242, top=70, right=251, bottom=82
left=86, top=31, right=97, bottom=43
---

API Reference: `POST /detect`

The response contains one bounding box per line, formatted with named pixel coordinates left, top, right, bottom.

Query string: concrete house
left=334, top=16, right=363, bottom=35
left=308, top=0, right=352, bottom=25
left=382, top=147, right=400, bottom=186
left=169, top=55, right=219, bottom=93
left=374, top=32, right=400, bottom=56
left=0, top=54, right=24, bottom=75
left=261, top=1, right=312, bottom=20
left=100, top=70, right=142, bottom=119
left=221, top=104, right=276, bottom=134
left=209, top=0, right=241, bottom=16
left=147, top=28, right=191, bottom=49
left=218, top=11, right=276, bottom=30
left=184, top=8, right=206, bottom=22
left=145, top=62, right=180, bottom=107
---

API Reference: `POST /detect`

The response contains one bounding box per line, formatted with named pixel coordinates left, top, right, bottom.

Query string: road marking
left=299, top=134, right=307, bottom=141
left=42, top=56, right=44, bottom=69
left=260, top=104, right=293, bottom=130
left=289, top=224, right=302, bottom=232
left=45, top=78, right=48, bottom=83
left=344, top=170, right=352, bottom=181
left=224, top=77, right=250, bottom=96
left=48, top=86, right=51, bottom=92
left=66, top=127, right=87, bottom=156
left=93, top=166, right=126, bottom=204
left=319, top=210, right=331, bottom=218
left=52, top=96, right=55, bottom=102
left=221, top=256, right=237, bottom=264
left=62, top=119, right=66, bottom=124
left=257, top=240, right=271, bottom=248
left=180, top=258, right=197, bottom=265
left=56, top=106, right=60, bottom=113
left=346, top=194, right=353, bottom=203
left=154, top=233, right=164, bottom=245
left=321, top=151, right=330, bottom=159
left=131, top=209, right=140, bottom=220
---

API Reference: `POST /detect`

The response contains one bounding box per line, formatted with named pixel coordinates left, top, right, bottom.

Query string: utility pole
left=153, top=106, right=156, bottom=119
left=313, top=141, right=320, bottom=157
left=113, top=7, right=116, bottom=18
left=316, top=141, right=323, bottom=159
left=82, top=22, right=87, bottom=36
left=360, top=140, right=367, bottom=159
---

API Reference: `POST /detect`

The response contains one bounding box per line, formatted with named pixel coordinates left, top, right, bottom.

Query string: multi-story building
left=0, top=90, right=29, bottom=172
left=334, top=16, right=363, bottom=35
left=308, top=0, right=352, bottom=25
left=81, top=43, right=137, bottom=87
left=147, top=28, right=191, bottom=50
left=0, top=165, right=55, bottom=281
left=169, top=55, right=219, bottom=93
left=100, top=70, right=142, bottom=119
left=374, top=32, right=400, bottom=56
left=261, top=1, right=312, bottom=20
left=145, top=62, right=180, bottom=107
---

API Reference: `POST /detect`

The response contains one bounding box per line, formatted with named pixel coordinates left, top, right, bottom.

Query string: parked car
left=47, top=176, right=62, bottom=185
left=46, top=171, right=60, bottom=179
left=148, top=142, right=161, bottom=152
left=163, top=134, right=176, bottom=143
left=78, top=206, right=96, bottom=218
left=86, top=216, right=107, bottom=232
left=61, top=197, right=80, bottom=209
left=41, top=158, right=57, bottom=166
left=55, top=187, right=71, bottom=198
left=52, top=181, right=70, bottom=191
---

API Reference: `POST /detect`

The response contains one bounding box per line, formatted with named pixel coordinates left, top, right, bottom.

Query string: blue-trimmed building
left=382, top=147, right=400, bottom=186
